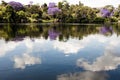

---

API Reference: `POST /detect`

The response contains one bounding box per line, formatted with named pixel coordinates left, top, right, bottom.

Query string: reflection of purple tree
left=48, top=28, right=60, bottom=40
left=101, top=8, right=113, bottom=18
left=8, top=1, right=24, bottom=11
left=100, top=26, right=113, bottom=35
left=48, top=2, right=61, bottom=15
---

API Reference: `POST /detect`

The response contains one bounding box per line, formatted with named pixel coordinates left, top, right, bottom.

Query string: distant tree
left=101, top=8, right=113, bottom=18
left=47, top=2, right=61, bottom=19
left=8, top=1, right=24, bottom=11
left=1, top=0, right=7, bottom=6
left=16, top=10, right=27, bottom=22
left=41, top=3, right=48, bottom=12
left=104, top=5, right=114, bottom=12
left=4, top=5, right=16, bottom=22
left=114, top=5, right=120, bottom=19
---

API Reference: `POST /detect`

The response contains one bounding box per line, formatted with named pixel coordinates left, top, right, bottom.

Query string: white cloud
left=53, top=34, right=115, bottom=55
left=53, top=38, right=90, bottom=55
left=0, top=38, right=49, bottom=69
left=23, top=37, right=51, bottom=53
left=12, top=38, right=49, bottom=69
left=0, top=37, right=50, bottom=59
left=77, top=52, right=120, bottom=71
left=13, top=53, right=41, bottom=69
left=57, top=71, right=108, bottom=80
left=0, top=39, right=20, bottom=57
left=77, top=36, right=120, bottom=71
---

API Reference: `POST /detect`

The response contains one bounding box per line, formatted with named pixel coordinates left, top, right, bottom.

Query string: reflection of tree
left=99, top=25, right=113, bottom=36
left=14, top=53, right=41, bottom=69
left=57, top=71, right=108, bottom=80
left=0, top=23, right=119, bottom=41
left=48, top=26, right=60, bottom=40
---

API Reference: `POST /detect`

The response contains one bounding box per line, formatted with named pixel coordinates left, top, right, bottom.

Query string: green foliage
left=41, top=3, right=48, bottom=12
left=110, top=17, right=118, bottom=22
left=4, top=5, right=16, bottom=22
left=93, top=17, right=105, bottom=23
left=16, top=10, right=28, bottom=22
left=0, top=1, right=119, bottom=23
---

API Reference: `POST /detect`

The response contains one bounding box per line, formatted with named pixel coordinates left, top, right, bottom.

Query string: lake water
left=0, top=23, right=120, bottom=80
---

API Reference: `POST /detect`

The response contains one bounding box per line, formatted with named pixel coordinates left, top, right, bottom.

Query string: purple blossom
left=48, top=7, right=61, bottom=15
left=48, top=2, right=56, bottom=8
left=48, top=28, right=60, bottom=40
left=48, top=2, right=61, bottom=15
left=8, top=1, right=24, bottom=11
left=101, top=8, right=112, bottom=17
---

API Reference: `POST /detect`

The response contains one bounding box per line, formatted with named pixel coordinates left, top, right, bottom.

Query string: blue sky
left=1, top=0, right=120, bottom=7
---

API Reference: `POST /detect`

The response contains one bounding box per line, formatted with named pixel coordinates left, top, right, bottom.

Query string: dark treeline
left=0, top=23, right=120, bottom=41
left=0, top=0, right=120, bottom=23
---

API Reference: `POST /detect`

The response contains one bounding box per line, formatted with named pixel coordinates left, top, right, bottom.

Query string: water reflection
left=99, top=25, right=113, bottom=36
left=0, top=23, right=119, bottom=41
left=48, top=27, right=60, bottom=40
left=0, top=23, right=120, bottom=80
left=53, top=38, right=89, bottom=55
left=0, top=39, right=19, bottom=57
left=13, top=53, right=41, bottom=69
left=0, top=37, right=50, bottom=69
left=77, top=35, right=120, bottom=71
left=57, top=71, right=108, bottom=80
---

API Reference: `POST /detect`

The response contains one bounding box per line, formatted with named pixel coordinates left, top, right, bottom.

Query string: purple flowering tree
left=48, top=2, right=61, bottom=16
left=8, top=1, right=24, bottom=11
left=101, top=8, right=113, bottom=18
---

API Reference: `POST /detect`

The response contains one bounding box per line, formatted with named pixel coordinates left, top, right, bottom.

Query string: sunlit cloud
left=13, top=53, right=41, bottom=69
left=77, top=36, right=120, bottom=71
left=57, top=71, right=108, bottom=80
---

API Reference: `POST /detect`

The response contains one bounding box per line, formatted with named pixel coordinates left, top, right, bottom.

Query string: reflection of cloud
left=0, top=40, right=20, bottom=57
left=53, top=39, right=90, bottom=55
left=12, top=38, right=46, bottom=69
left=24, top=37, right=51, bottom=53
left=77, top=36, right=120, bottom=71
left=77, top=52, right=120, bottom=71
left=0, top=37, right=50, bottom=57
left=57, top=71, right=108, bottom=80
left=14, top=53, right=41, bottom=69
left=53, top=34, right=116, bottom=55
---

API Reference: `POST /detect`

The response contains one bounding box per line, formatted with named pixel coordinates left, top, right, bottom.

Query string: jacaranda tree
left=101, top=8, right=113, bottom=18
left=8, top=1, right=24, bottom=11
left=48, top=2, right=61, bottom=20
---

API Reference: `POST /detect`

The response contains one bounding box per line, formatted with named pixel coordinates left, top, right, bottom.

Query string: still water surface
left=0, top=23, right=120, bottom=80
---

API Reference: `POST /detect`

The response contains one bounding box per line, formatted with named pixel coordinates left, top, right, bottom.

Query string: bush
left=93, top=17, right=105, bottom=23
left=110, top=17, right=118, bottom=22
